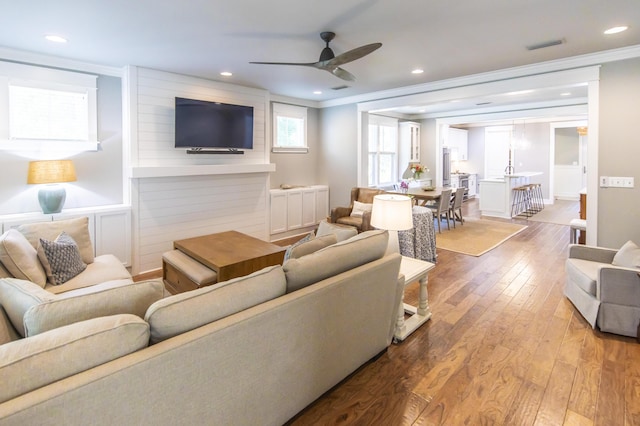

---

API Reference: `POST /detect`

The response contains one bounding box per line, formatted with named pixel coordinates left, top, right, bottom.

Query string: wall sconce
left=27, top=160, right=77, bottom=214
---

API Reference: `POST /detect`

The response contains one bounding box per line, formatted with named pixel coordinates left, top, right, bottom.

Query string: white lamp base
left=385, top=230, right=400, bottom=256
left=38, top=184, right=66, bottom=214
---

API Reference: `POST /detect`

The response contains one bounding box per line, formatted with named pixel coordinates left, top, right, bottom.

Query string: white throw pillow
left=18, top=217, right=95, bottom=264
left=350, top=200, right=373, bottom=217
left=612, top=240, right=640, bottom=268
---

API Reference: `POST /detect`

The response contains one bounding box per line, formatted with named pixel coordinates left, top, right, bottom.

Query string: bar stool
left=511, top=186, right=533, bottom=218
left=526, top=183, right=544, bottom=213
left=569, top=219, right=587, bottom=244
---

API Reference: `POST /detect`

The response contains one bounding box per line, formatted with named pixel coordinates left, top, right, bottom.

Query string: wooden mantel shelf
left=130, top=163, right=276, bottom=179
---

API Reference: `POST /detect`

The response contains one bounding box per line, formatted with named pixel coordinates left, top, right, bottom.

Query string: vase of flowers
left=400, top=180, right=409, bottom=193
left=411, top=164, right=426, bottom=180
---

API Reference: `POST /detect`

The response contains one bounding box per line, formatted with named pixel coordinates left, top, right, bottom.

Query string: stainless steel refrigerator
left=443, top=147, right=451, bottom=186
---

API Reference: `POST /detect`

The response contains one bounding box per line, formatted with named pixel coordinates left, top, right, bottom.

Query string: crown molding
left=0, top=47, right=123, bottom=77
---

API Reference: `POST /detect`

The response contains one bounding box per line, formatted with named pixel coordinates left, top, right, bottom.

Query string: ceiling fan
left=250, top=32, right=382, bottom=82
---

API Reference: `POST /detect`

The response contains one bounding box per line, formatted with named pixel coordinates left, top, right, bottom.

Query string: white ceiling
left=1, top=0, right=638, bottom=109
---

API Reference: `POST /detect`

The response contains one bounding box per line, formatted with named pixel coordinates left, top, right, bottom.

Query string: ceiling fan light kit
left=249, top=31, right=382, bottom=82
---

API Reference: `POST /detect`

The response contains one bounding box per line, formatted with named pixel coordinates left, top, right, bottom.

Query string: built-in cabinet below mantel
left=0, top=205, right=132, bottom=267
left=130, top=163, right=276, bottom=179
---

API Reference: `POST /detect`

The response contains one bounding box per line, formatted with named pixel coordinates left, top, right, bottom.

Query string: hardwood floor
left=290, top=199, right=640, bottom=426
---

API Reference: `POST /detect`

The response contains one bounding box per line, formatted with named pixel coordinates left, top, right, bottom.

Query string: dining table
left=389, top=187, right=444, bottom=206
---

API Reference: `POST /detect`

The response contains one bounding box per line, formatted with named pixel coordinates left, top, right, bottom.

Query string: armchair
left=330, top=187, right=386, bottom=232
left=564, top=242, right=640, bottom=337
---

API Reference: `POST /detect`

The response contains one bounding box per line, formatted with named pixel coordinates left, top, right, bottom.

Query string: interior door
left=553, top=127, right=582, bottom=199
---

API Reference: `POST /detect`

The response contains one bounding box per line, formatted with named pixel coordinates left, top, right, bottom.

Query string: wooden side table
left=395, top=256, right=436, bottom=342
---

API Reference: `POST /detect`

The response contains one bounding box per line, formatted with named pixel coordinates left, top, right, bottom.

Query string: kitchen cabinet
left=468, top=174, right=477, bottom=197
left=450, top=175, right=460, bottom=189
left=398, top=122, right=420, bottom=179
left=447, top=128, right=468, bottom=161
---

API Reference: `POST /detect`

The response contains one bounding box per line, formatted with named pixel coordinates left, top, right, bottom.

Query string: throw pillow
left=283, top=232, right=314, bottom=262
left=0, top=229, right=47, bottom=288
left=316, top=220, right=358, bottom=242
left=288, top=234, right=337, bottom=260
left=37, top=232, right=87, bottom=285
left=612, top=240, right=640, bottom=268
left=18, top=217, right=95, bottom=264
left=350, top=200, right=373, bottom=217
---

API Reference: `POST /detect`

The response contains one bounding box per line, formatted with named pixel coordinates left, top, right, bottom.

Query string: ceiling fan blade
left=330, top=67, right=356, bottom=82
left=249, top=61, right=318, bottom=67
left=325, top=43, right=382, bottom=67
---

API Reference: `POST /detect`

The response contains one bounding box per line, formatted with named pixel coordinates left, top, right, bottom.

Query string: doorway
left=550, top=121, right=588, bottom=200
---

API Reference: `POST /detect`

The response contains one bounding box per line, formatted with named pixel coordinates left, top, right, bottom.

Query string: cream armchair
left=330, top=187, right=386, bottom=232
left=564, top=242, right=640, bottom=337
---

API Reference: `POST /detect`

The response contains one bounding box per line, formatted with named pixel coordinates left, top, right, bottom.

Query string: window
left=368, top=115, right=398, bottom=187
left=272, top=103, right=307, bottom=153
left=0, top=61, right=98, bottom=151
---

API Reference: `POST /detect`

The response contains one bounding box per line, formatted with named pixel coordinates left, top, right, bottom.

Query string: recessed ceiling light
left=220, top=71, right=232, bottom=77
left=313, top=90, right=322, bottom=95
left=560, top=92, right=571, bottom=96
left=506, top=90, right=534, bottom=96
left=45, top=35, right=67, bottom=43
left=411, top=69, right=424, bottom=74
left=604, top=26, right=628, bottom=35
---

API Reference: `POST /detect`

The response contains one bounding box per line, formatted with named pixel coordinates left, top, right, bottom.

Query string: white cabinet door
left=270, top=191, right=287, bottom=234
left=95, top=209, right=131, bottom=266
left=448, top=128, right=468, bottom=161
left=468, top=174, right=477, bottom=197
left=314, top=186, right=329, bottom=223
left=301, top=188, right=316, bottom=227
left=286, top=190, right=303, bottom=230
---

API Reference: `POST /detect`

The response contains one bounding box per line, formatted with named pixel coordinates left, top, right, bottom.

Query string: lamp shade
left=27, top=160, right=77, bottom=184
left=370, top=194, right=413, bottom=231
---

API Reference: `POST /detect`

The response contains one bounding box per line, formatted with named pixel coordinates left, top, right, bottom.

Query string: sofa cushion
left=283, top=229, right=388, bottom=293
left=145, top=265, right=286, bottom=344
left=0, top=314, right=149, bottom=404
left=0, top=306, right=20, bottom=345
left=18, top=217, right=95, bottom=264
left=0, top=229, right=47, bottom=288
left=316, top=220, right=358, bottom=242
left=612, top=240, right=640, bottom=269
left=565, top=258, right=600, bottom=296
left=288, top=234, right=337, bottom=260
left=0, top=262, right=10, bottom=278
left=44, top=254, right=132, bottom=295
left=24, top=279, right=165, bottom=337
left=0, top=278, right=55, bottom=337
left=37, top=232, right=87, bottom=285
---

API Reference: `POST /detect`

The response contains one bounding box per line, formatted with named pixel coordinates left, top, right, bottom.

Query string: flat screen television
left=174, top=97, right=254, bottom=151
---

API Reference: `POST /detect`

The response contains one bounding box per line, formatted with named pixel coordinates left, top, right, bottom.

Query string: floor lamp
left=370, top=194, right=414, bottom=255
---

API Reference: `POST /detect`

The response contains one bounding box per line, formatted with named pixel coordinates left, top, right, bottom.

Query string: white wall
left=129, top=67, right=272, bottom=274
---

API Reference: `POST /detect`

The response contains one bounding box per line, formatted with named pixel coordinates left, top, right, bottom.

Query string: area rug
left=435, top=218, right=527, bottom=256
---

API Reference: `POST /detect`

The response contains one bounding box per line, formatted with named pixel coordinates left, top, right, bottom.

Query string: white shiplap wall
left=129, top=67, right=272, bottom=274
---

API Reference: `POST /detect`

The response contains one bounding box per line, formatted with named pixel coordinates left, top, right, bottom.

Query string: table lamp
left=370, top=194, right=414, bottom=255
left=27, top=160, right=77, bottom=214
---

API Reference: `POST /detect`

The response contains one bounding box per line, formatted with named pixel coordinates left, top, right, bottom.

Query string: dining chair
left=426, top=188, right=452, bottom=233
left=449, top=187, right=465, bottom=228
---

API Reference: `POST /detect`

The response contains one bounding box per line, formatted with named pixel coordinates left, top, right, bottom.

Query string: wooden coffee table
left=172, top=230, right=286, bottom=284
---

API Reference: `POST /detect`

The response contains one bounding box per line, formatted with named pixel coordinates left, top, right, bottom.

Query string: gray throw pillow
left=283, top=232, right=314, bottom=262
left=37, top=232, right=87, bottom=285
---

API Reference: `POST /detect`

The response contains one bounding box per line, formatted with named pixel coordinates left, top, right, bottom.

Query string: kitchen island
left=479, top=172, right=542, bottom=219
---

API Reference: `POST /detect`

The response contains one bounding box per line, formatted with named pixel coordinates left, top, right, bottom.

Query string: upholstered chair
left=330, top=187, right=386, bottom=232
left=564, top=241, right=640, bottom=337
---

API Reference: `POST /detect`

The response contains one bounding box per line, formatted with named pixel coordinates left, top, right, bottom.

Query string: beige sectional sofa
left=0, top=228, right=403, bottom=425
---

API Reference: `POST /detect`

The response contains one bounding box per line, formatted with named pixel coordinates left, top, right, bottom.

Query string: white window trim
left=272, top=102, right=308, bottom=153
left=0, top=61, right=99, bottom=152
left=368, top=115, right=398, bottom=187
